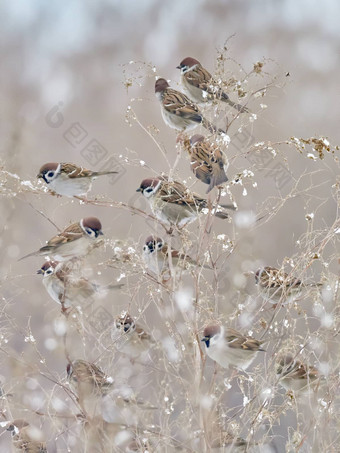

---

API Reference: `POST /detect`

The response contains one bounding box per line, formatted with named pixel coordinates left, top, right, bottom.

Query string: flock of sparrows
left=7, top=58, right=324, bottom=451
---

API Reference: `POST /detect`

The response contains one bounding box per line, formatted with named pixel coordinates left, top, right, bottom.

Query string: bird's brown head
left=81, top=217, right=103, bottom=238
left=202, top=324, right=221, bottom=347
left=155, top=78, right=169, bottom=93
left=144, top=235, right=164, bottom=253
left=189, top=134, right=205, bottom=146
left=37, top=162, right=60, bottom=182
left=37, top=261, right=58, bottom=276
left=177, top=57, right=200, bottom=70
left=136, top=178, right=161, bottom=197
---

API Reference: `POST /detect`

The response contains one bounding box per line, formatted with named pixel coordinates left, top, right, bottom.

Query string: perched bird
left=210, top=432, right=250, bottom=452
left=155, top=78, right=225, bottom=135
left=255, top=266, right=321, bottom=304
left=142, top=235, right=209, bottom=277
left=136, top=177, right=234, bottom=228
left=276, top=354, right=322, bottom=393
left=37, top=162, right=118, bottom=197
left=37, top=261, right=123, bottom=309
left=111, top=313, right=153, bottom=359
left=125, top=439, right=153, bottom=452
left=183, top=134, right=228, bottom=193
left=177, top=57, right=249, bottom=112
left=67, top=359, right=114, bottom=397
left=201, top=324, right=264, bottom=370
left=20, top=217, right=103, bottom=261
left=6, top=419, right=47, bottom=453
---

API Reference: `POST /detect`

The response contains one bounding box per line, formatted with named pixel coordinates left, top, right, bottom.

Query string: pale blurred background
left=0, top=0, right=339, bottom=451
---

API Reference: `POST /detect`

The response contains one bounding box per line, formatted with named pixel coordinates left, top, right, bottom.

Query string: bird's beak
left=98, top=230, right=104, bottom=236
left=176, top=65, right=181, bottom=69
left=136, top=187, right=142, bottom=192
left=37, top=173, right=43, bottom=179
left=201, top=337, right=207, bottom=342
left=37, top=269, right=44, bottom=275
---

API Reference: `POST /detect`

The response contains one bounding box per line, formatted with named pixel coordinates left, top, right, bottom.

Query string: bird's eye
left=145, top=187, right=153, bottom=193
left=46, top=269, right=53, bottom=275
left=157, top=242, right=163, bottom=249
left=47, top=171, right=54, bottom=178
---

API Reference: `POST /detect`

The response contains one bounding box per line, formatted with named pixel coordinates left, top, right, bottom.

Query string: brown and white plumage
left=202, top=325, right=264, bottom=370
left=142, top=235, right=209, bottom=277
left=6, top=419, right=47, bottom=453
left=20, top=217, right=103, bottom=261
left=37, top=162, right=118, bottom=197
left=183, top=134, right=228, bottom=193
left=67, top=359, right=114, bottom=396
left=37, top=260, right=123, bottom=309
left=155, top=78, right=226, bottom=135
left=136, top=176, right=234, bottom=228
left=255, top=266, right=321, bottom=304
left=177, top=57, right=249, bottom=113
left=276, top=354, right=322, bottom=393
left=111, top=313, right=153, bottom=359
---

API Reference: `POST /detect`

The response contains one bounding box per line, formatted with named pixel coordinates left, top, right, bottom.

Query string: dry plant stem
left=74, top=195, right=170, bottom=232
left=27, top=201, right=61, bottom=232
left=130, top=107, right=171, bottom=168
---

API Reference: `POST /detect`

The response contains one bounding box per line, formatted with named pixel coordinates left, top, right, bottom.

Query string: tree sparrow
left=142, top=235, right=210, bottom=278
left=183, top=134, right=228, bottom=193
left=276, top=354, right=322, bottom=393
left=255, top=266, right=321, bottom=304
left=6, top=419, right=47, bottom=453
left=201, top=324, right=264, bottom=370
left=177, top=57, right=249, bottom=112
left=155, top=78, right=226, bottom=135
left=136, top=177, right=234, bottom=228
left=37, top=162, right=118, bottom=197
left=111, top=312, right=153, bottom=359
left=37, top=261, right=123, bottom=309
left=67, top=359, right=114, bottom=397
left=210, top=432, right=250, bottom=451
left=20, top=217, right=103, bottom=261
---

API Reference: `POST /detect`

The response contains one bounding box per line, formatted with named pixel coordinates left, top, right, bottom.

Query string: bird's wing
left=226, top=328, right=262, bottom=351
left=163, top=89, right=202, bottom=123
left=44, top=223, right=83, bottom=248
left=185, top=65, right=213, bottom=92
left=60, top=163, right=94, bottom=178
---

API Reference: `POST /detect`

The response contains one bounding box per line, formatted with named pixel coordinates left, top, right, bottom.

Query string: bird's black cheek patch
left=204, top=339, right=210, bottom=348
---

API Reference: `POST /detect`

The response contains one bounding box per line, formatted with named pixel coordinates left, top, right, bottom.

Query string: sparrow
left=67, top=359, right=114, bottom=397
left=210, top=432, right=250, bottom=451
left=255, top=266, right=321, bottom=304
left=111, top=312, right=153, bottom=359
left=183, top=134, right=228, bottom=193
left=37, top=162, right=118, bottom=197
left=201, top=324, right=264, bottom=370
left=155, top=78, right=226, bottom=135
left=125, top=439, right=153, bottom=452
left=20, top=217, right=103, bottom=261
left=37, top=261, right=123, bottom=309
left=136, top=176, right=234, bottom=228
left=142, top=235, right=210, bottom=277
left=276, top=354, right=322, bottom=393
left=6, top=419, right=47, bottom=453
left=177, top=57, right=249, bottom=112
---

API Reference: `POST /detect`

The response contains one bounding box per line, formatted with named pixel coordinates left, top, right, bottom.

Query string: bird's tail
left=18, top=250, right=39, bottom=261
left=214, top=203, right=237, bottom=219
left=106, top=283, right=125, bottom=291
left=206, top=169, right=228, bottom=193
left=221, top=92, right=250, bottom=113
left=201, top=118, right=226, bottom=136
left=92, top=170, right=118, bottom=177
